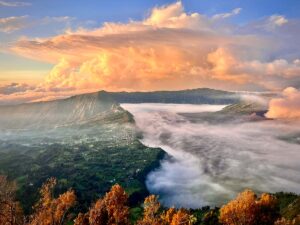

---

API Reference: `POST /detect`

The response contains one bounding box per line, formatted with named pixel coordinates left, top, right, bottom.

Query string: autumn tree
left=88, top=198, right=109, bottom=225
left=74, top=213, right=89, bottom=225
left=0, top=175, right=24, bottom=225
left=104, top=184, right=129, bottom=225
left=75, top=184, right=129, bottom=225
left=161, top=207, right=176, bottom=224
left=170, top=209, right=196, bottom=225
left=219, top=189, right=279, bottom=225
left=137, top=195, right=162, bottom=225
left=29, top=177, right=76, bottom=225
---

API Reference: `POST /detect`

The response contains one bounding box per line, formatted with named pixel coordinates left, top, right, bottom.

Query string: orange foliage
left=76, top=184, right=129, bottom=225
left=29, top=177, right=76, bottom=225
left=88, top=198, right=109, bottom=225
left=170, top=209, right=195, bottom=225
left=275, top=215, right=300, bottom=225
left=0, top=175, right=24, bottom=225
left=104, top=184, right=130, bottom=225
left=219, top=189, right=279, bottom=225
left=138, top=195, right=162, bottom=225
left=138, top=195, right=195, bottom=225
left=161, top=207, right=176, bottom=224
left=74, top=212, right=89, bottom=225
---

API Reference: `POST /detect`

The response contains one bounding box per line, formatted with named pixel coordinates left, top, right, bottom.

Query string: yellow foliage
left=29, top=178, right=76, bottom=225
left=0, top=175, right=24, bottom=225
left=138, top=195, right=162, bottom=225
left=219, top=189, right=278, bottom=225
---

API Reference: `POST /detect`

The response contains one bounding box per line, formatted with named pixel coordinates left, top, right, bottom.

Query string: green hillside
left=0, top=91, right=164, bottom=214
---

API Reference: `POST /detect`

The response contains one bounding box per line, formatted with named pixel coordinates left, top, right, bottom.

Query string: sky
left=1, top=0, right=300, bottom=104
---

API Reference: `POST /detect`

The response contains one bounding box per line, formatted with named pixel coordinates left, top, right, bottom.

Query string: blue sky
left=1, top=0, right=299, bottom=28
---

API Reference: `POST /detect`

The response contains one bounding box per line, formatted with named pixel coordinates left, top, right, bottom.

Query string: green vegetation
left=0, top=92, right=165, bottom=214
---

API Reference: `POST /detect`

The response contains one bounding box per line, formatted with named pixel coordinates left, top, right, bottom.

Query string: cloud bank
left=123, top=103, right=300, bottom=208
left=1, top=1, right=300, bottom=104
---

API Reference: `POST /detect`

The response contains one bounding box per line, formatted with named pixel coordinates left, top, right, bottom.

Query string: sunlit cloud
left=266, top=87, right=300, bottom=120
left=0, top=1, right=298, bottom=104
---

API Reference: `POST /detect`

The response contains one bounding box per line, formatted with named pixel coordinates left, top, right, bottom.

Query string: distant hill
left=218, top=102, right=268, bottom=116
left=104, top=88, right=240, bottom=104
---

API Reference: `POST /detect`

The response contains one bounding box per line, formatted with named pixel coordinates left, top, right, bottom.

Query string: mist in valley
left=122, top=103, right=300, bottom=209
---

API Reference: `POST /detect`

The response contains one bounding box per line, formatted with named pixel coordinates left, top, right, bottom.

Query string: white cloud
left=269, top=15, right=288, bottom=27
left=0, top=16, right=28, bottom=33
left=0, top=1, right=31, bottom=7
left=212, top=8, right=242, bottom=20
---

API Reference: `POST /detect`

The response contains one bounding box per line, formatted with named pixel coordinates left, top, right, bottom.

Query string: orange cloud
left=265, top=87, right=300, bottom=119
left=3, top=2, right=300, bottom=104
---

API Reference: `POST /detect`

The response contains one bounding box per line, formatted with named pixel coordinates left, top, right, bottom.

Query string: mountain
left=0, top=91, right=164, bottom=214
left=0, top=91, right=122, bottom=130
left=105, top=88, right=240, bottom=104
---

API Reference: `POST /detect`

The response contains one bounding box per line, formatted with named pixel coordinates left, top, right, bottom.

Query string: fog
left=122, top=103, right=300, bottom=208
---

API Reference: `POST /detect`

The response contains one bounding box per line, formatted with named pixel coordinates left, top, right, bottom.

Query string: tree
left=138, top=195, right=162, bottom=225
left=77, top=184, right=129, bottom=225
left=161, top=207, right=176, bottom=224
left=74, top=213, right=89, bottom=225
left=104, top=184, right=129, bottom=225
left=170, top=209, right=196, bottom=225
left=219, top=189, right=279, bottom=225
left=0, top=175, right=24, bottom=225
left=29, top=178, right=76, bottom=225
left=88, top=198, right=109, bottom=225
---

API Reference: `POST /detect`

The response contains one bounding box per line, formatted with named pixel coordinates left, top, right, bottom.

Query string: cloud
left=268, top=15, right=288, bottom=27
left=266, top=87, right=300, bottom=119
left=0, top=16, right=28, bottom=33
left=143, top=1, right=209, bottom=30
left=123, top=103, right=300, bottom=208
left=0, top=82, right=35, bottom=95
left=212, top=8, right=242, bottom=20
left=2, top=1, right=299, bottom=104
left=0, top=15, right=74, bottom=34
left=0, top=1, right=31, bottom=7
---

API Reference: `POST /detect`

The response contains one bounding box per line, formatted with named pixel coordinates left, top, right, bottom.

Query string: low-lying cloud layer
left=123, top=103, right=300, bottom=208
left=2, top=1, right=300, bottom=104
